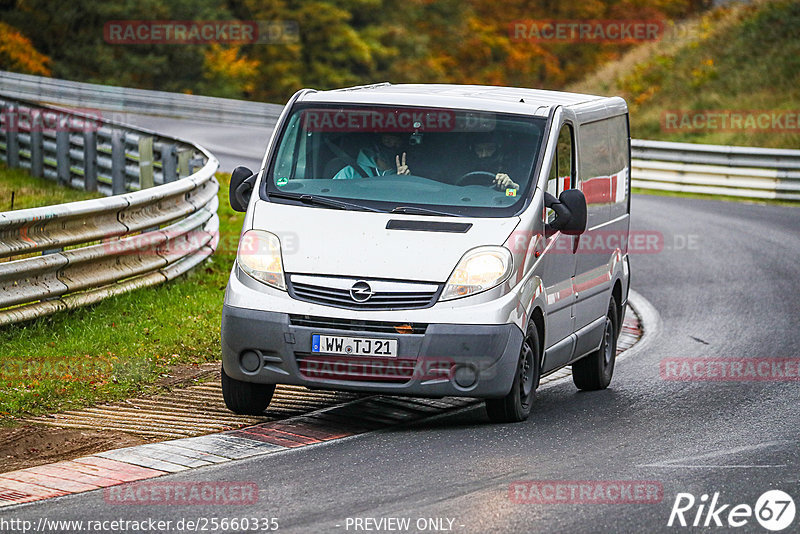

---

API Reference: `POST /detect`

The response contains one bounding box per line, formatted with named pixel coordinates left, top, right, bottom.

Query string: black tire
left=485, top=322, right=541, bottom=423
left=572, top=297, right=618, bottom=391
left=221, top=365, right=276, bottom=415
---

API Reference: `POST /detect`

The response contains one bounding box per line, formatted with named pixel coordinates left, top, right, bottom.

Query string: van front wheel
left=221, top=365, right=276, bottom=415
left=572, top=297, right=618, bottom=391
left=485, top=323, right=540, bottom=423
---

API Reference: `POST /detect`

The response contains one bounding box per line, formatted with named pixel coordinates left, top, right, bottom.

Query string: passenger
left=333, top=133, right=411, bottom=179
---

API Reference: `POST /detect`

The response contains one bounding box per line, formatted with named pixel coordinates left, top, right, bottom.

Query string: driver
left=463, top=132, right=519, bottom=191
left=333, top=133, right=411, bottom=179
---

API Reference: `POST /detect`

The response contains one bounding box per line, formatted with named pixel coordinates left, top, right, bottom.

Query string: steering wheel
left=455, top=170, right=496, bottom=186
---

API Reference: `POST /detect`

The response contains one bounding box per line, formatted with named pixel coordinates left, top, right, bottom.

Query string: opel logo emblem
left=349, top=280, right=373, bottom=302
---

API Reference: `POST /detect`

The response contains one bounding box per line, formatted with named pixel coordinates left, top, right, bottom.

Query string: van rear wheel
left=572, top=297, right=618, bottom=391
left=221, top=365, right=276, bottom=415
left=485, top=323, right=540, bottom=423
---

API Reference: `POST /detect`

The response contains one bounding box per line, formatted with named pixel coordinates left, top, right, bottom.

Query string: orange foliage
left=0, top=21, right=50, bottom=76
left=203, top=44, right=260, bottom=95
left=413, top=0, right=696, bottom=90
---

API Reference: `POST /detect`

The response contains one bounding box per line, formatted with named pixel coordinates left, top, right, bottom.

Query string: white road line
left=638, top=465, right=788, bottom=469
left=637, top=440, right=792, bottom=469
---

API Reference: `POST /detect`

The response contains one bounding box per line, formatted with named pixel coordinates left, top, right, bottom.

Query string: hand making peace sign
left=395, top=152, right=411, bottom=175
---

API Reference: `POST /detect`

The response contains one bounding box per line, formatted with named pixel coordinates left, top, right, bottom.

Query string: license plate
left=312, top=334, right=397, bottom=357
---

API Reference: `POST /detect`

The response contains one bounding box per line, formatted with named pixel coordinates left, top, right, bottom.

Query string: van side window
left=546, top=124, right=574, bottom=223
left=273, top=114, right=302, bottom=180
left=577, top=115, right=630, bottom=220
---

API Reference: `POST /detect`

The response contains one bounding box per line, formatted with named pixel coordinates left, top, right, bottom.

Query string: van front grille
left=287, top=274, right=440, bottom=311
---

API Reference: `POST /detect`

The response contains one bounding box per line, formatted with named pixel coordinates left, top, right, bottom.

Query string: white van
left=222, top=84, right=631, bottom=422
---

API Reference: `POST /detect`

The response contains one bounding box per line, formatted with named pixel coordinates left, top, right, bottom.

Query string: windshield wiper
left=390, top=206, right=458, bottom=217
left=268, top=191, right=384, bottom=212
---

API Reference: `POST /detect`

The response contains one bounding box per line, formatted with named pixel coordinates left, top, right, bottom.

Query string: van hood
left=249, top=201, right=520, bottom=283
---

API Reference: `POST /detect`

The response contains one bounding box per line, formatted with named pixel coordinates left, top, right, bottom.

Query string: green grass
left=0, top=173, right=242, bottom=423
left=570, top=0, right=800, bottom=206
left=0, top=163, right=102, bottom=210
left=631, top=187, right=800, bottom=206
left=571, top=0, right=800, bottom=150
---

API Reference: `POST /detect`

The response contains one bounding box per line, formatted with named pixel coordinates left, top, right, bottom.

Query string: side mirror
left=229, top=166, right=256, bottom=212
left=545, top=189, right=587, bottom=236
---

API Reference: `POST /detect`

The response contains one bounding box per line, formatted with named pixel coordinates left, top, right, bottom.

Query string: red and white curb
left=0, top=396, right=474, bottom=508
left=0, top=299, right=646, bottom=509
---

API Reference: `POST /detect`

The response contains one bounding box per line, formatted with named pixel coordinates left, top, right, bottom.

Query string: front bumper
left=221, top=304, right=523, bottom=398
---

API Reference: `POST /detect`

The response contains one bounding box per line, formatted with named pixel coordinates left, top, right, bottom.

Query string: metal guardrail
left=0, top=95, right=220, bottom=326
left=0, top=97, right=200, bottom=196
left=631, top=139, right=800, bottom=201
left=4, top=71, right=798, bottom=201
left=0, top=70, right=282, bottom=127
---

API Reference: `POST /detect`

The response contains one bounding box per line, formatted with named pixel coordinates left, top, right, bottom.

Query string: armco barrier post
left=5, top=104, right=20, bottom=168
left=138, top=135, right=154, bottom=189
left=55, top=117, right=70, bottom=185
left=162, top=143, right=178, bottom=183
left=30, top=110, right=44, bottom=178
left=83, top=130, right=98, bottom=192
left=177, top=148, right=191, bottom=178
left=111, top=129, right=126, bottom=195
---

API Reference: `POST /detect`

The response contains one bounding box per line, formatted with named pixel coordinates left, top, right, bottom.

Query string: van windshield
left=263, top=104, right=547, bottom=217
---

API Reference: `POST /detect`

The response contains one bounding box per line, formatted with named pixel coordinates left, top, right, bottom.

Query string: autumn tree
left=0, top=21, right=50, bottom=75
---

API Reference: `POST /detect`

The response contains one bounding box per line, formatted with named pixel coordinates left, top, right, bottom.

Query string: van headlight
left=439, top=246, right=513, bottom=301
left=237, top=230, right=286, bottom=290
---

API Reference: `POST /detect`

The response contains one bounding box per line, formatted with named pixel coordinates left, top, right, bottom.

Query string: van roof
left=297, top=83, right=615, bottom=117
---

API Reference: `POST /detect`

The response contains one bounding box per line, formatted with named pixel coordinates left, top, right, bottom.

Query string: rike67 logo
left=668, top=490, right=796, bottom=531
